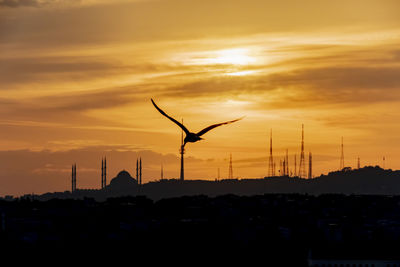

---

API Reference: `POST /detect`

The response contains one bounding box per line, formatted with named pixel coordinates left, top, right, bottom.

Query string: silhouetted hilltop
left=26, top=166, right=400, bottom=201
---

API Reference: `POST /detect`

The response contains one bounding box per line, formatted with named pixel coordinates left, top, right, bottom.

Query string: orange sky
left=1, top=0, right=400, bottom=196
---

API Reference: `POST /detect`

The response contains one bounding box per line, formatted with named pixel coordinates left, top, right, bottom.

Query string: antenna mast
left=180, top=119, right=185, bottom=181
left=298, top=124, right=306, bottom=178
left=340, top=137, right=344, bottom=170
left=228, top=153, right=233, bottom=179
left=268, top=129, right=274, bottom=177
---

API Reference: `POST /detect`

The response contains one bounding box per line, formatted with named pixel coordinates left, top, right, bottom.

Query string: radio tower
left=268, top=129, right=274, bottom=177
left=298, top=124, right=306, bottom=178
left=286, top=149, right=289, bottom=176
left=340, top=137, right=344, bottom=170
left=180, top=119, right=185, bottom=181
left=161, top=164, right=164, bottom=180
left=357, top=157, right=360, bottom=169
left=308, top=152, right=312, bottom=179
left=294, top=154, right=297, bottom=177
left=228, top=153, right=233, bottom=179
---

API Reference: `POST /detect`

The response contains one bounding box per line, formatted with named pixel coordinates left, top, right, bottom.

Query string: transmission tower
left=268, top=129, right=274, bottom=177
left=228, top=153, right=233, bottom=179
left=282, top=158, right=286, bottom=176
left=357, top=157, right=360, bottom=169
left=286, top=149, right=289, bottom=176
left=340, top=137, right=344, bottom=170
left=294, top=154, right=297, bottom=177
left=101, top=157, right=107, bottom=189
left=298, top=124, right=306, bottom=178
left=180, top=119, right=185, bottom=181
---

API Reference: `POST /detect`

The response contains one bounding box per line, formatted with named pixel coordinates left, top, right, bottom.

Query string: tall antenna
left=228, top=153, right=233, bottom=179
left=357, top=157, right=360, bottom=169
left=308, top=152, right=312, bottom=179
left=161, top=164, right=164, bottom=180
left=282, top=157, right=286, bottom=176
left=273, top=162, right=276, bottom=176
left=180, top=119, right=185, bottom=181
left=101, top=158, right=106, bottom=189
left=294, top=154, right=297, bottom=177
left=286, top=149, right=289, bottom=176
left=298, top=124, right=306, bottom=178
left=383, top=156, right=386, bottom=169
left=268, top=129, right=274, bottom=177
left=340, top=137, right=344, bottom=170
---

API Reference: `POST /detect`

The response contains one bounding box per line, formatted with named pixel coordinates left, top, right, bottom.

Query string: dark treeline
left=1, top=193, right=400, bottom=265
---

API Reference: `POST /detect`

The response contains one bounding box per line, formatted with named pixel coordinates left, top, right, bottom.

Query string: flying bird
left=151, top=98, right=242, bottom=146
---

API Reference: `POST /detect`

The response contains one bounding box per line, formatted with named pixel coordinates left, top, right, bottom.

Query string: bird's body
left=151, top=99, right=242, bottom=147
left=184, top=132, right=203, bottom=144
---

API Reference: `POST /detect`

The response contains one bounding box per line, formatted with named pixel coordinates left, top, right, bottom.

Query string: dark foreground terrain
left=1, top=194, right=400, bottom=265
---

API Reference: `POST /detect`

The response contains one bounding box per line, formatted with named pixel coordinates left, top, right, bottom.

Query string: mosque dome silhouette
left=108, top=170, right=138, bottom=192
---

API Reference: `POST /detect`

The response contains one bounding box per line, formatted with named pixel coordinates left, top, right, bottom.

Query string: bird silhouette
left=151, top=98, right=242, bottom=147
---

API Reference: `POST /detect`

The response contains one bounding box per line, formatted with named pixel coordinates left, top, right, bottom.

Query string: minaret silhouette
left=136, top=158, right=139, bottom=183
left=308, top=152, right=312, bottom=179
left=71, top=164, right=76, bottom=192
left=104, top=157, right=107, bottom=187
left=139, top=157, right=142, bottom=185
left=72, top=164, right=74, bottom=192
left=298, top=124, right=306, bottom=178
left=228, top=153, right=233, bottom=179
left=340, top=137, right=344, bottom=170
left=268, top=129, right=274, bottom=177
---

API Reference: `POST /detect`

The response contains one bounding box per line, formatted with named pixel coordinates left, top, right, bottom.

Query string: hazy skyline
left=1, top=0, right=400, bottom=195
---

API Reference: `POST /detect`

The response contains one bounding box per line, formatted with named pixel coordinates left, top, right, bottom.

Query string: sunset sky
left=1, top=0, right=400, bottom=196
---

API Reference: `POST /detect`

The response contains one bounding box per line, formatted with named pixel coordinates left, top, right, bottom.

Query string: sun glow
left=211, top=48, right=256, bottom=65
left=225, top=70, right=258, bottom=76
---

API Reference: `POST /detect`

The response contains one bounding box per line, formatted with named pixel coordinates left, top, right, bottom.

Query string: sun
left=210, top=48, right=256, bottom=65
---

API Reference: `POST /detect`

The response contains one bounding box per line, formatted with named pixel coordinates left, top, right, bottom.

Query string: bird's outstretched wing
left=196, top=117, right=243, bottom=137
left=151, top=99, right=190, bottom=135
